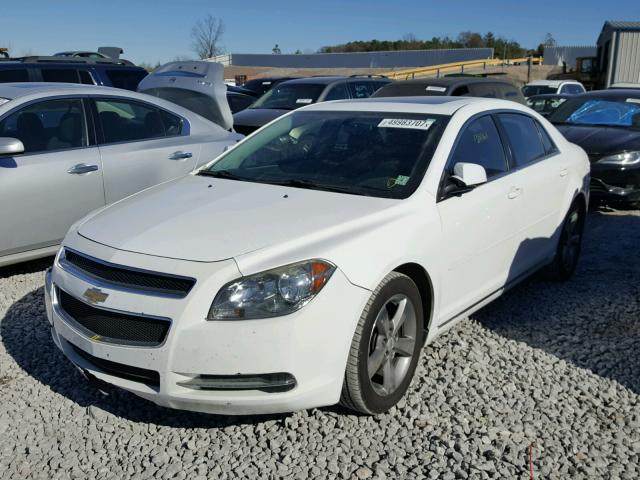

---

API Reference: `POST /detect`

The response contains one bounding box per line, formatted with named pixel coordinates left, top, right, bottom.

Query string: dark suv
left=372, top=76, right=526, bottom=105
left=233, top=75, right=390, bottom=135
left=0, top=57, right=148, bottom=91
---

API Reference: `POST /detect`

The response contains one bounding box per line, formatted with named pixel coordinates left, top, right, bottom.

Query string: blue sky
left=2, top=0, right=638, bottom=64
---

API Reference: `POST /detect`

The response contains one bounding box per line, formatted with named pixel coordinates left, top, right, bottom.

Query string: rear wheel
left=340, top=272, right=424, bottom=414
left=548, top=200, right=585, bottom=281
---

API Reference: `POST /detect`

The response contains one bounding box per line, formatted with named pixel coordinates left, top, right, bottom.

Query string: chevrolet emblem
left=83, top=288, right=108, bottom=304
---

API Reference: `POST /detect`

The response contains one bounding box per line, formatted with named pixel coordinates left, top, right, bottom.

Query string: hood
left=137, top=61, right=233, bottom=130
left=77, top=175, right=395, bottom=262
left=232, top=108, right=287, bottom=128
left=555, top=124, right=640, bottom=158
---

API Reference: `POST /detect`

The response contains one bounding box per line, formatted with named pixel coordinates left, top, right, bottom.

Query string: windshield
left=250, top=84, right=325, bottom=110
left=201, top=110, right=449, bottom=199
left=527, top=97, right=567, bottom=113
left=522, top=85, right=557, bottom=97
left=549, top=97, right=640, bottom=129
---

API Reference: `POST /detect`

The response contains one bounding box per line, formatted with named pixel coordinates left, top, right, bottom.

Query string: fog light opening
left=178, top=373, right=296, bottom=393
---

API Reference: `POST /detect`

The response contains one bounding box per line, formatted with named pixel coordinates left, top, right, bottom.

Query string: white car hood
left=78, top=175, right=396, bottom=262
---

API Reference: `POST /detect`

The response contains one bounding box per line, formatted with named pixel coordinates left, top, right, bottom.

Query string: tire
left=340, top=272, right=424, bottom=414
left=547, top=199, right=585, bottom=281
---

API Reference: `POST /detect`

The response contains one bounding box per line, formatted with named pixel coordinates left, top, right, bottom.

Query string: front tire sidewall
left=356, top=276, right=424, bottom=414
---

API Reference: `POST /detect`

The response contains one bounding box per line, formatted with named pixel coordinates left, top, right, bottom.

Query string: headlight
left=207, top=260, right=335, bottom=320
left=598, top=151, right=640, bottom=166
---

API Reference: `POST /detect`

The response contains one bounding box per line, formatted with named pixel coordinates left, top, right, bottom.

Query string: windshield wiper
left=197, top=170, right=246, bottom=181
left=265, top=179, right=370, bottom=196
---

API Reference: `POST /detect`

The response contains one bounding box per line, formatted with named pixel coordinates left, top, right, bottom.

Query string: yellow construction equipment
left=385, top=57, right=543, bottom=80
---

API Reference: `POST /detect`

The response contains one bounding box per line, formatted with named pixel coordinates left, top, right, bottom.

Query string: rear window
left=41, top=69, right=79, bottom=83
left=0, top=69, right=29, bottom=83
left=105, top=69, right=148, bottom=91
left=373, top=83, right=448, bottom=97
left=522, top=85, right=558, bottom=97
left=250, top=83, right=326, bottom=110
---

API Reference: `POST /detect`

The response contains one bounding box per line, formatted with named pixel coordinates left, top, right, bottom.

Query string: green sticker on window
left=387, top=175, right=410, bottom=188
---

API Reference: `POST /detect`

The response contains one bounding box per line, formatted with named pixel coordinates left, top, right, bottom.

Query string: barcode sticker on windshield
left=426, top=86, right=447, bottom=92
left=296, top=98, right=313, bottom=104
left=378, top=118, right=435, bottom=130
left=626, top=98, right=640, bottom=104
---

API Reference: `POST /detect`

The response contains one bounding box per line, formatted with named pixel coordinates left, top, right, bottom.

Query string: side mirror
left=451, top=162, right=487, bottom=187
left=0, top=137, right=24, bottom=156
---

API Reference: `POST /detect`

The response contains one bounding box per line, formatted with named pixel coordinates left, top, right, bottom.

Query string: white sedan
left=0, top=61, right=240, bottom=266
left=46, top=97, right=590, bottom=415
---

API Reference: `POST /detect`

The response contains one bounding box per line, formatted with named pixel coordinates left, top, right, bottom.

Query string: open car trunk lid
left=137, top=61, right=233, bottom=130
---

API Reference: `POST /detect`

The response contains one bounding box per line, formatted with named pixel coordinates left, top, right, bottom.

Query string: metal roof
left=603, top=21, right=640, bottom=30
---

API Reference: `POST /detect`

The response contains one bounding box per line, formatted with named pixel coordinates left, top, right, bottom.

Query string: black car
left=549, top=89, right=640, bottom=205
left=240, top=77, right=299, bottom=96
left=233, top=76, right=390, bottom=135
left=372, top=77, right=526, bottom=105
left=526, top=94, right=571, bottom=117
left=0, top=56, right=147, bottom=91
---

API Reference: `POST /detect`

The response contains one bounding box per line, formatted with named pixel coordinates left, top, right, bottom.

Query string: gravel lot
left=1, top=209, right=639, bottom=479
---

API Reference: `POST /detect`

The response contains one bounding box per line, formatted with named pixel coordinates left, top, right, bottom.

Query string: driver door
left=436, top=114, right=520, bottom=324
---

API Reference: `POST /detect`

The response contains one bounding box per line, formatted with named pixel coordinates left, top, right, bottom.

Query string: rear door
left=91, top=96, right=204, bottom=203
left=0, top=97, right=104, bottom=256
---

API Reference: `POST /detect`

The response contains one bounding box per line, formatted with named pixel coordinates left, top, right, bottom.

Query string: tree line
left=318, top=31, right=553, bottom=59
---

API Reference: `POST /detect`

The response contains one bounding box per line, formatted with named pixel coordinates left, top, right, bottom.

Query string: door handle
left=67, top=163, right=99, bottom=175
left=559, top=168, right=569, bottom=177
left=507, top=187, right=522, bottom=199
left=170, top=151, right=193, bottom=160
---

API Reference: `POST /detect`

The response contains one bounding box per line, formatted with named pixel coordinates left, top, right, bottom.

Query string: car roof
left=279, top=76, right=387, bottom=86
left=0, top=82, right=145, bottom=101
left=525, top=80, right=580, bottom=87
left=301, top=95, right=520, bottom=115
left=389, top=77, right=514, bottom=88
left=579, top=89, right=640, bottom=99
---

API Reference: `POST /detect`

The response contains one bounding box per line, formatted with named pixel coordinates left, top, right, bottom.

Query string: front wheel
left=340, top=272, right=424, bottom=414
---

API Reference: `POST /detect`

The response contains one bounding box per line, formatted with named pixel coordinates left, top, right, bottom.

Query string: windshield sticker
left=378, top=118, right=435, bottom=130
left=426, top=86, right=447, bottom=92
left=262, top=81, right=272, bottom=85
left=296, top=98, right=313, bottom=104
left=387, top=175, right=411, bottom=188
left=626, top=98, right=640, bottom=104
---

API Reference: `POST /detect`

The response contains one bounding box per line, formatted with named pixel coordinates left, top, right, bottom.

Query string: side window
left=0, top=69, right=29, bottom=83
left=41, top=69, right=80, bottom=83
left=227, top=95, right=254, bottom=114
left=348, top=81, right=373, bottom=99
left=78, top=70, right=95, bottom=85
left=0, top=98, right=87, bottom=153
left=95, top=98, right=167, bottom=144
left=369, top=81, right=388, bottom=95
left=105, top=69, right=148, bottom=91
left=563, top=84, right=584, bottom=95
left=324, top=82, right=350, bottom=101
left=449, top=115, right=508, bottom=178
left=535, top=121, right=558, bottom=155
left=497, top=113, right=546, bottom=167
left=160, top=110, right=184, bottom=136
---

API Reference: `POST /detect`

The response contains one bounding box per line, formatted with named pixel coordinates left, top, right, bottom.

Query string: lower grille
left=58, top=289, right=170, bottom=347
left=590, top=178, right=609, bottom=193
left=69, top=342, right=160, bottom=388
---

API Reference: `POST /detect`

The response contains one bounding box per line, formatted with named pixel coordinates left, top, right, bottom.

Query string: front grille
left=69, top=342, right=160, bottom=388
left=233, top=124, right=259, bottom=136
left=63, top=249, right=195, bottom=297
left=58, top=289, right=170, bottom=347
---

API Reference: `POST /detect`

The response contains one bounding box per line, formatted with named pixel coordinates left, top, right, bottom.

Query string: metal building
left=597, top=21, right=640, bottom=87
left=210, top=48, right=494, bottom=69
left=543, top=46, right=597, bottom=67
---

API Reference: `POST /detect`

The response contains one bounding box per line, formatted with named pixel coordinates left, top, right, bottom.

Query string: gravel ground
left=1, top=208, right=639, bottom=480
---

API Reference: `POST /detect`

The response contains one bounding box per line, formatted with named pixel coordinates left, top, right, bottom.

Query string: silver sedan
left=0, top=82, right=241, bottom=267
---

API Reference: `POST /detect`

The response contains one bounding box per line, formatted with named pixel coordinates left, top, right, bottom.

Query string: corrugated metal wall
left=220, top=48, right=494, bottom=69
left=543, top=46, right=597, bottom=67
left=613, top=31, right=640, bottom=84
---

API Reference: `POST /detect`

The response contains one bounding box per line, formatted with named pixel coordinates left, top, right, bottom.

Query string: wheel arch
left=392, top=263, right=435, bottom=340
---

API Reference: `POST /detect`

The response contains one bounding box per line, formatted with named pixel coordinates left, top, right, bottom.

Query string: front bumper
left=590, top=164, right=640, bottom=204
left=46, top=236, right=370, bottom=415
